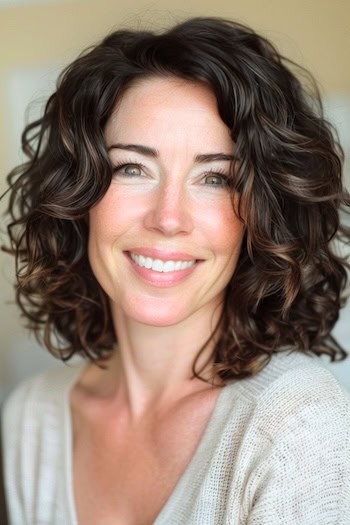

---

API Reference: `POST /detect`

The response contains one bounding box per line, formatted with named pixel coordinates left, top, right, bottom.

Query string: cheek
left=87, top=193, right=126, bottom=295
left=92, top=184, right=159, bottom=233
left=87, top=193, right=123, bottom=280
left=88, top=187, right=138, bottom=241
left=89, top=191, right=118, bottom=239
left=199, top=199, right=245, bottom=257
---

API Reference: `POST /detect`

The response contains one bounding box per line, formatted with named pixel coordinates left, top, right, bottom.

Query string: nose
left=143, top=180, right=193, bottom=236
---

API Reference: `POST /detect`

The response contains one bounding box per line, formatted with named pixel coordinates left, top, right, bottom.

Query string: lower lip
left=125, top=252, right=201, bottom=287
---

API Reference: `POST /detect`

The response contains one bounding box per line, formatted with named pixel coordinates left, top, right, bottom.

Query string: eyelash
left=111, top=161, right=231, bottom=188
left=204, top=168, right=230, bottom=188
left=112, top=160, right=148, bottom=176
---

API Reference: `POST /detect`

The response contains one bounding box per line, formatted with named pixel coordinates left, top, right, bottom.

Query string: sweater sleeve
left=245, top=374, right=350, bottom=525
left=1, top=380, right=32, bottom=525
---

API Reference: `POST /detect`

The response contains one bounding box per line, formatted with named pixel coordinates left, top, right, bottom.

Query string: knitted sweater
left=2, top=351, right=350, bottom=524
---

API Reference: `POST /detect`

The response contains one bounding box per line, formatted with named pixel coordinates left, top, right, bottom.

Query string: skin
left=87, top=76, right=245, bottom=422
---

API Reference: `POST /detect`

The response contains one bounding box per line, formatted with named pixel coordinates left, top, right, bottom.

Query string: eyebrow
left=108, top=143, right=237, bottom=163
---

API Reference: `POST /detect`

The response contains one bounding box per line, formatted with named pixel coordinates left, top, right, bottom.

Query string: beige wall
left=1, top=0, right=350, bottom=398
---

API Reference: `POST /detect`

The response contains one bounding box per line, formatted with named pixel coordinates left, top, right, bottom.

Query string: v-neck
left=61, top=364, right=233, bottom=525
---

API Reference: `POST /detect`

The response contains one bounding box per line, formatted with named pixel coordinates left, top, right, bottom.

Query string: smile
left=129, top=252, right=196, bottom=273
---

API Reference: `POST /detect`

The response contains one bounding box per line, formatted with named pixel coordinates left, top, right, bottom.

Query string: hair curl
left=3, top=16, right=350, bottom=383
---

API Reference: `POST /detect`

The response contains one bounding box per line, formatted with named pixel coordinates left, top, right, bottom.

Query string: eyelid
left=203, top=168, right=235, bottom=190
left=111, top=159, right=147, bottom=172
left=203, top=167, right=231, bottom=181
left=204, top=167, right=229, bottom=175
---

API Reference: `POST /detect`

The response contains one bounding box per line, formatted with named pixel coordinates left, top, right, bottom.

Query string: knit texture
left=2, top=351, right=350, bottom=524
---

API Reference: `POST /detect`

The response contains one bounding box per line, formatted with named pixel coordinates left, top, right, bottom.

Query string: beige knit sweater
left=2, top=351, right=350, bottom=524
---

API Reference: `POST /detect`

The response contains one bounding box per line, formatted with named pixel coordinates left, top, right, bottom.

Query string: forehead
left=104, top=77, right=233, bottom=152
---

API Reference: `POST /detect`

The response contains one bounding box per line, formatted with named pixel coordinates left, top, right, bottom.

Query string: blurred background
left=0, top=0, right=349, bottom=404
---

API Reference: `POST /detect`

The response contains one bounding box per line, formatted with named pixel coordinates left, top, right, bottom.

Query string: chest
left=71, top=389, right=221, bottom=525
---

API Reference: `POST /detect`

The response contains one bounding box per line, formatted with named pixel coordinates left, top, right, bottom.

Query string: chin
left=118, top=296, right=192, bottom=327
left=128, top=307, right=187, bottom=327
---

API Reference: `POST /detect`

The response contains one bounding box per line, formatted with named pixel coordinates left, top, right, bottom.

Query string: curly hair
left=3, top=16, right=350, bottom=383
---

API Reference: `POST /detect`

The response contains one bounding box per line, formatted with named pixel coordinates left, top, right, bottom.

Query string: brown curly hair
left=3, top=16, right=350, bottom=383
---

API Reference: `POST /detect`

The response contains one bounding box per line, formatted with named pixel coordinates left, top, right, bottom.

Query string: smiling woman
left=89, top=78, right=245, bottom=326
left=1, top=16, right=350, bottom=525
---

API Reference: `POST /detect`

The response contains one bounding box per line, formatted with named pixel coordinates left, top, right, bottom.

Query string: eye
left=112, top=163, right=145, bottom=177
left=204, top=172, right=229, bottom=188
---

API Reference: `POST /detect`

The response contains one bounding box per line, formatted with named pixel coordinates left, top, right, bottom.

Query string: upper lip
left=126, top=247, right=199, bottom=262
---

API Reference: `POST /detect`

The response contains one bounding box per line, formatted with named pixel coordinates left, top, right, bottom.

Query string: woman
left=2, top=16, right=350, bottom=525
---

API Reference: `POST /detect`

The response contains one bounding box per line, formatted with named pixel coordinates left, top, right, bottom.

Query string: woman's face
left=88, top=77, right=245, bottom=327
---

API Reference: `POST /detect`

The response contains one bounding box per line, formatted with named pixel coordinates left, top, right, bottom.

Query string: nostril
left=143, top=206, right=193, bottom=236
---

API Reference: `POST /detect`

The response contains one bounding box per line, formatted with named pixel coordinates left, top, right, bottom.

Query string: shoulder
left=235, top=352, right=350, bottom=472
left=1, top=362, right=85, bottom=438
left=234, top=351, right=350, bottom=438
left=237, top=350, right=350, bottom=404
left=232, top=353, right=350, bottom=523
left=1, top=363, right=86, bottom=523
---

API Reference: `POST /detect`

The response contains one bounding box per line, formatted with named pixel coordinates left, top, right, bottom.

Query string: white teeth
left=163, top=261, right=175, bottom=272
left=145, top=257, right=152, bottom=269
left=152, top=260, right=163, bottom=272
left=130, top=253, right=196, bottom=272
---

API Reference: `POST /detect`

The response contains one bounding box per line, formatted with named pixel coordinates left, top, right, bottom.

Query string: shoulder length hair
left=3, top=17, right=350, bottom=382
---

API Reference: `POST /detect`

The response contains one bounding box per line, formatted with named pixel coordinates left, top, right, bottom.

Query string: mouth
left=129, top=252, right=197, bottom=273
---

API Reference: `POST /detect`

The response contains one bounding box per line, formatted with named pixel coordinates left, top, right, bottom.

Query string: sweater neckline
left=61, top=363, right=234, bottom=525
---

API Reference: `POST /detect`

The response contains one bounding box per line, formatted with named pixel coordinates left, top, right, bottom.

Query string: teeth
left=130, top=253, right=196, bottom=272
left=144, top=257, right=152, bottom=269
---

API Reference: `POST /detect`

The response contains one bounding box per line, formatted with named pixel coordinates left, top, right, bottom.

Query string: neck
left=98, top=300, right=224, bottom=420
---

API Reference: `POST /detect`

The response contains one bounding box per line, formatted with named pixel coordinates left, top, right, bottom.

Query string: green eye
left=205, top=174, right=227, bottom=186
left=112, top=163, right=145, bottom=177
left=123, top=165, right=142, bottom=176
